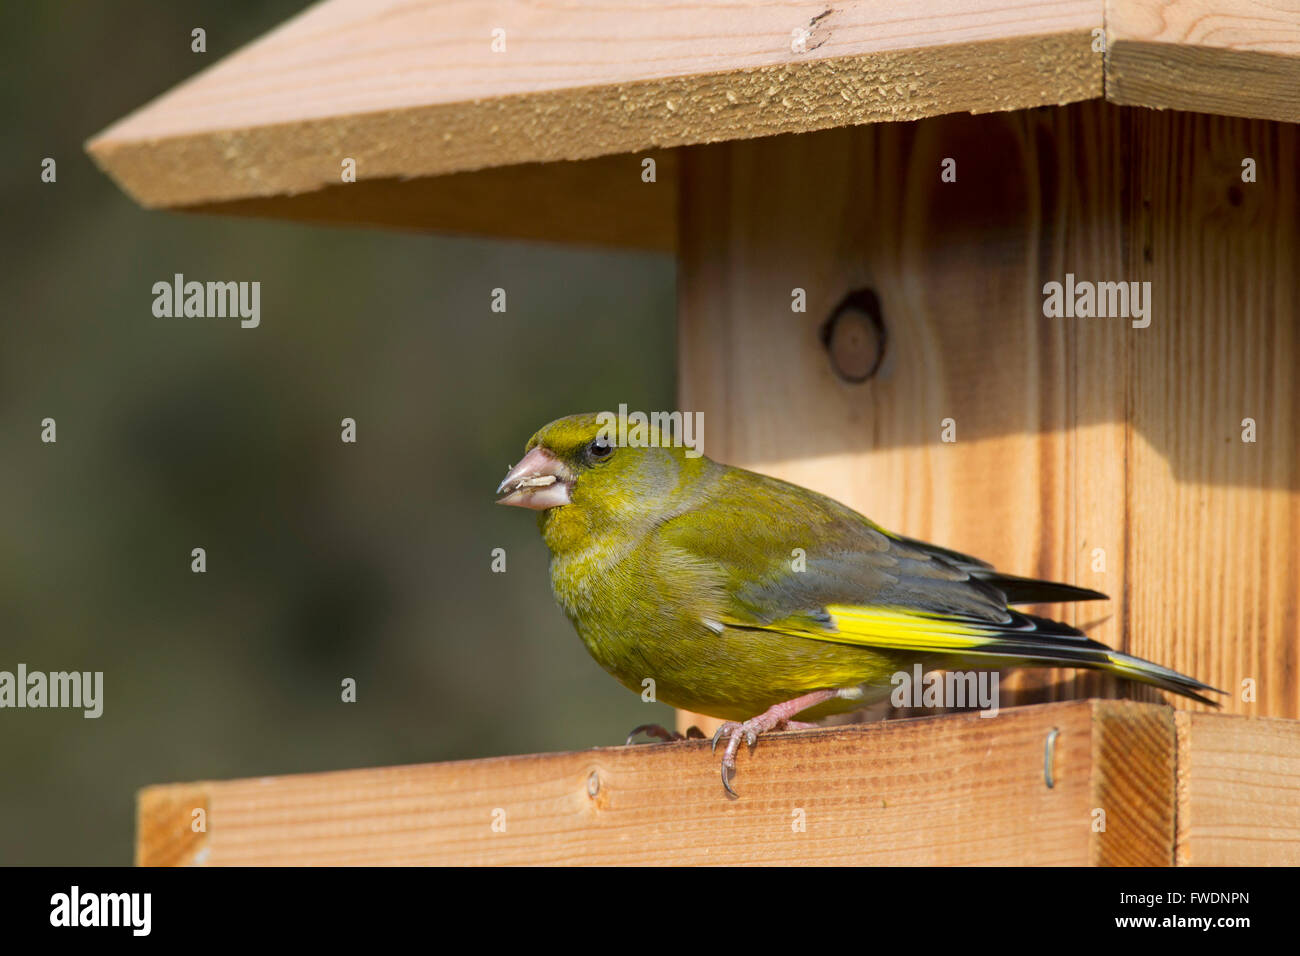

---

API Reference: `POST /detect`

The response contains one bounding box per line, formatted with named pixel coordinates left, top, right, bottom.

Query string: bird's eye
left=587, top=437, right=614, bottom=462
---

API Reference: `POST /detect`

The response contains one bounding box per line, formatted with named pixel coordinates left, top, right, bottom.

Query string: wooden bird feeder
left=89, top=0, right=1300, bottom=866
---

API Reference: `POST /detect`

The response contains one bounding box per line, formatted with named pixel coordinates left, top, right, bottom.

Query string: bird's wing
left=881, top=531, right=1107, bottom=605
left=656, top=466, right=1019, bottom=627
left=654, top=467, right=1218, bottom=704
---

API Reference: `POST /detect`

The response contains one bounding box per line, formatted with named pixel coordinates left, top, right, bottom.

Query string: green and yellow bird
left=497, top=412, right=1220, bottom=794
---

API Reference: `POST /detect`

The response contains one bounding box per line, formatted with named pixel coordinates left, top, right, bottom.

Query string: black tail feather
left=974, top=572, right=1108, bottom=605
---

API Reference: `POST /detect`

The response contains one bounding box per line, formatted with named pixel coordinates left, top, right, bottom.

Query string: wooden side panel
left=1124, top=111, right=1300, bottom=719
left=135, top=701, right=1167, bottom=866
left=1175, top=712, right=1300, bottom=865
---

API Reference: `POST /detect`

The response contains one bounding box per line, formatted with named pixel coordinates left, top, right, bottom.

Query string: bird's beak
left=495, top=446, right=572, bottom=510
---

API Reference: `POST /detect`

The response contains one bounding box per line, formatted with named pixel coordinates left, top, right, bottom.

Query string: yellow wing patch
left=824, top=605, right=1000, bottom=651
left=741, top=604, right=1001, bottom=652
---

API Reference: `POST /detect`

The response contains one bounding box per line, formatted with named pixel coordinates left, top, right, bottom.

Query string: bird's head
left=496, top=412, right=706, bottom=550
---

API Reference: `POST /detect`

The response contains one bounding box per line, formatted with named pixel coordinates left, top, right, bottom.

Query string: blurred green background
left=1, top=1, right=676, bottom=864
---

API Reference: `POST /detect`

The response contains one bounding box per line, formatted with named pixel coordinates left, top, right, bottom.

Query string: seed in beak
left=495, top=446, right=572, bottom=509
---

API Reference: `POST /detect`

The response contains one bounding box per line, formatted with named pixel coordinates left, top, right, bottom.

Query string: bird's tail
left=973, top=572, right=1108, bottom=605
left=1085, top=641, right=1223, bottom=706
left=822, top=604, right=1224, bottom=706
left=887, top=534, right=1110, bottom=605
left=946, top=611, right=1223, bottom=706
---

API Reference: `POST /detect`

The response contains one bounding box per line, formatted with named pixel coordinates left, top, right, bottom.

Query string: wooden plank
left=86, top=0, right=1100, bottom=211
left=135, top=701, right=1172, bottom=866
left=1107, top=0, right=1300, bottom=122
left=676, top=102, right=1299, bottom=724
left=1123, top=108, right=1300, bottom=720
left=1175, top=712, right=1300, bottom=865
left=186, top=152, right=677, bottom=252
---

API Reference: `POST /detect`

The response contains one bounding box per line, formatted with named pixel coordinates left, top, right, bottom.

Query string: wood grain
left=676, top=102, right=1299, bottom=721
left=136, top=701, right=1174, bottom=866
left=86, top=1, right=1100, bottom=210
left=1107, top=0, right=1300, bottom=122
left=1092, top=700, right=1175, bottom=864
left=1123, top=109, right=1300, bottom=720
left=1175, top=711, right=1300, bottom=864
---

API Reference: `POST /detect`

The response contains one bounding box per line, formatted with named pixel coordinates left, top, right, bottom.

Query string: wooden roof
left=86, top=0, right=1299, bottom=249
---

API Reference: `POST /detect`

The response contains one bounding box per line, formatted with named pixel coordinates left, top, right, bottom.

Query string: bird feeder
left=89, top=0, right=1300, bottom=866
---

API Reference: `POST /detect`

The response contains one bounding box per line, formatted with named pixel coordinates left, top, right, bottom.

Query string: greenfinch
left=497, top=412, right=1220, bottom=794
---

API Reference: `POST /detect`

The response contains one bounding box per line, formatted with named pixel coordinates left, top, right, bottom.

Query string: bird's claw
left=711, top=719, right=766, bottom=797
left=626, top=723, right=677, bottom=745
left=711, top=720, right=760, bottom=751
left=721, top=762, right=738, bottom=798
left=626, top=723, right=705, bottom=746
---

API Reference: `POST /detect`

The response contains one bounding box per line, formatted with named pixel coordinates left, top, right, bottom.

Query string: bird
left=496, top=411, right=1222, bottom=795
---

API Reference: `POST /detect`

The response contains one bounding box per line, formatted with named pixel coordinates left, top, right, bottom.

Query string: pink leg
left=710, top=689, right=842, bottom=796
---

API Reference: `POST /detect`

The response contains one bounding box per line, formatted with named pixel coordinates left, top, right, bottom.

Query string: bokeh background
left=1, top=1, right=675, bottom=864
